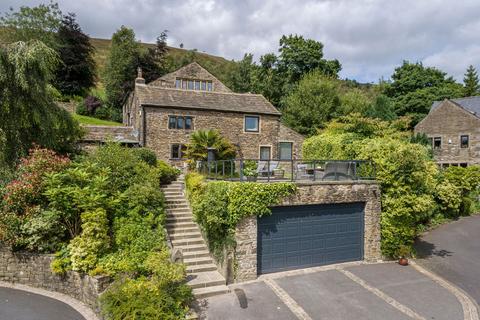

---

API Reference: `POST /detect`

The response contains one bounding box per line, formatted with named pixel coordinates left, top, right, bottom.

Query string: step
left=193, top=285, right=230, bottom=299
left=186, top=271, right=226, bottom=289
left=166, top=221, right=196, bottom=228
left=187, top=263, right=218, bottom=273
left=172, top=238, right=204, bottom=247
left=168, top=226, right=200, bottom=234
left=166, top=204, right=190, bottom=210
left=183, top=256, right=213, bottom=266
left=182, top=250, right=210, bottom=259
left=164, top=196, right=186, bottom=200
left=174, top=243, right=208, bottom=253
left=167, top=207, right=192, bottom=213
left=170, top=232, right=202, bottom=241
left=167, top=212, right=193, bottom=219
left=166, top=200, right=189, bottom=205
left=163, top=191, right=183, bottom=196
left=166, top=216, right=194, bottom=224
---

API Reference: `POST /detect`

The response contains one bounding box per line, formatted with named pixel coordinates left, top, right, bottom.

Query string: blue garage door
left=258, top=203, right=364, bottom=274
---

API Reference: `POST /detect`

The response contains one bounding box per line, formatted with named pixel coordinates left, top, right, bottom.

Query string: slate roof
left=431, top=96, right=480, bottom=116
left=135, top=84, right=281, bottom=116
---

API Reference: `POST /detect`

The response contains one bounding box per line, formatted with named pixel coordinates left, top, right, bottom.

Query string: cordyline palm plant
left=185, top=130, right=236, bottom=163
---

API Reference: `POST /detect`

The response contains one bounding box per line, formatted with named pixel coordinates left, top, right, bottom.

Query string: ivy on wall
left=185, top=173, right=296, bottom=258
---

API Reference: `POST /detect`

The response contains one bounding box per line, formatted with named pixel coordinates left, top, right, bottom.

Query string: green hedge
left=185, top=173, right=296, bottom=258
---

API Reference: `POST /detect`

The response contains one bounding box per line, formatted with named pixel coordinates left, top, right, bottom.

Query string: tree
left=385, top=61, right=463, bottom=125
left=278, top=34, right=341, bottom=83
left=229, top=53, right=257, bottom=93
left=54, top=13, right=96, bottom=96
left=104, top=26, right=140, bottom=119
left=185, top=130, right=236, bottom=161
left=0, top=41, right=82, bottom=165
left=282, top=71, right=341, bottom=135
left=138, top=31, right=169, bottom=83
left=0, top=2, right=62, bottom=49
left=463, top=65, right=479, bottom=96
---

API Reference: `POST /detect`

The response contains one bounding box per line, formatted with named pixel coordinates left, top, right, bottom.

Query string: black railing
left=195, top=159, right=375, bottom=182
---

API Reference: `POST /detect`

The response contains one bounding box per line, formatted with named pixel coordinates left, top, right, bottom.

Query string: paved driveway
left=0, top=287, right=85, bottom=320
left=415, top=214, right=480, bottom=305
left=200, top=263, right=472, bottom=320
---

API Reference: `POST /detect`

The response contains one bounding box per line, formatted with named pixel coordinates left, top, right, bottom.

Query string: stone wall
left=0, top=246, right=110, bottom=314
left=144, top=106, right=287, bottom=163
left=415, top=100, right=480, bottom=165
left=234, top=181, right=382, bottom=282
left=278, top=123, right=305, bottom=158
left=81, top=125, right=138, bottom=143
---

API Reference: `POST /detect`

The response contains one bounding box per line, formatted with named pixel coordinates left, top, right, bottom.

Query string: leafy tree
left=229, top=53, right=257, bottom=93
left=463, top=65, right=479, bottom=96
left=54, top=13, right=96, bottom=96
left=104, top=26, right=140, bottom=118
left=185, top=130, right=236, bottom=162
left=0, top=40, right=82, bottom=165
left=278, top=34, right=341, bottom=82
left=282, top=71, right=341, bottom=135
left=364, top=94, right=397, bottom=121
left=385, top=61, right=463, bottom=125
left=0, top=1, right=62, bottom=48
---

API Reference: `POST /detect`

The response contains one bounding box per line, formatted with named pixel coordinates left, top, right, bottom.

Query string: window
left=279, top=142, right=293, bottom=160
left=171, top=144, right=187, bottom=159
left=182, top=80, right=187, bottom=89
left=245, top=116, right=260, bottom=132
left=207, top=81, right=213, bottom=91
left=175, top=78, right=213, bottom=91
left=460, top=163, right=468, bottom=168
left=461, top=135, right=469, bottom=148
left=188, top=80, right=194, bottom=90
left=260, top=146, right=271, bottom=160
left=175, top=79, right=181, bottom=88
left=168, top=116, right=193, bottom=130
left=201, top=81, right=207, bottom=91
left=195, top=80, right=201, bottom=90
left=433, top=137, right=441, bottom=149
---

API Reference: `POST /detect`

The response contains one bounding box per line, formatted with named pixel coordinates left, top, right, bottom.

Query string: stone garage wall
left=0, top=246, right=110, bottom=313
left=234, top=181, right=382, bottom=282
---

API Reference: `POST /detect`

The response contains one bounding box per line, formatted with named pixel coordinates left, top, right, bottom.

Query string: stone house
left=415, top=97, right=480, bottom=167
left=123, top=62, right=304, bottom=165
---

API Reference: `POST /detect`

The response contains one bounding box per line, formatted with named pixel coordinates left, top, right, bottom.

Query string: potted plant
left=243, top=160, right=258, bottom=182
left=397, top=245, right=411, bottom=266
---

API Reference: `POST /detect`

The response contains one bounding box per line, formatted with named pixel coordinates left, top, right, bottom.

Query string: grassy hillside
left=91, top=38, right=237, bottom=87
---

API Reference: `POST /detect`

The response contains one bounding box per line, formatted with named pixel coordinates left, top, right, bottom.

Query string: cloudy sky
left=2, top=0, right=480, bottom=83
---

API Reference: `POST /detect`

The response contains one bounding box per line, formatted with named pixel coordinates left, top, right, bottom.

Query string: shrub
left=132, top=148, right=157, bottom=166
left=184, top=129, right=236, bottom=164
left=157, top=160, right=180, bottom=185
left=100, top=249, right=192, bottom=320
left=68, top=208, right=110, bottom=273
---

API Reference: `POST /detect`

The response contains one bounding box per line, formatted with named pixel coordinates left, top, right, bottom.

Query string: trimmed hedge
left=185, top=173, right=296, bottom=258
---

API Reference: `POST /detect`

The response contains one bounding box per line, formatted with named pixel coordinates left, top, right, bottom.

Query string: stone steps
left=163, top=176, right=229, bottom=299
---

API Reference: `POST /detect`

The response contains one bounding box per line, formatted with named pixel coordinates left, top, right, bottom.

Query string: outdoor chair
left=258, top=161, right=279, bottom=176
left=322, top=162, right=356, bottom=181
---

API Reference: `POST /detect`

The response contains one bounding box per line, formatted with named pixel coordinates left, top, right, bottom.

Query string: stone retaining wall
left=234, top=181, right=382, bottom=282
left=0, top=246, right=110, bottom=314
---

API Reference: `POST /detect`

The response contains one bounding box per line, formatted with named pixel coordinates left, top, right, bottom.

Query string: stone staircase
left=161, top=178, right=229, bottom=299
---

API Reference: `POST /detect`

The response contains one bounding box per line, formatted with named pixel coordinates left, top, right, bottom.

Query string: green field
left=90, top=37, right=237, bottom=87
left=73, top=114, right=122, bottom=126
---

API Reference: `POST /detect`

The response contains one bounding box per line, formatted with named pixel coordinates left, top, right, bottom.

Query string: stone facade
left=0, top=246, right=110, bottom=314
left=234, top=181, right=382, bottom=282
left=148, top=62, right=232, bottom=93
left=123, top=62, right=304, bottom=165
left=144, top=106, right=284, bottom=163
left=415, top=99, right=480, bottom=166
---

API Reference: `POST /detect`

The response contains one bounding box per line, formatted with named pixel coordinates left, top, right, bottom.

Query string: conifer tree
left=463, top=65, right=480, bottom=96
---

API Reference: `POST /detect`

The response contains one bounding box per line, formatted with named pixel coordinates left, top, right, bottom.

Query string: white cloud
left=2, top=0, right=480, bottom=82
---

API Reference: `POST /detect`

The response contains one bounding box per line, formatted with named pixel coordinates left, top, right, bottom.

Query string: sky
left=2, top=0, right=480, bottom=83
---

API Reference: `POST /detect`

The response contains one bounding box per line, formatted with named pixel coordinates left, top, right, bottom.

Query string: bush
left=132, top=148, right=157, bottom=167
left=157, top=160, right=180, bottom=185
left=100, top=249, right=192, bottom=320
left=185, top=173, right=296, bottom=257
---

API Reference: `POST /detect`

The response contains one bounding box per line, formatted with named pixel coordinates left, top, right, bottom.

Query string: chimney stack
left=135, top=67, right=145, bottom=85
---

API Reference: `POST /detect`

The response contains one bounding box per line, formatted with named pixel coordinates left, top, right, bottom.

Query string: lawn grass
left=73, top=114, right=122, bottom=126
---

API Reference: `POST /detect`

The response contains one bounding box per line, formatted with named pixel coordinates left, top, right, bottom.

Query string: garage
left=257, top=202, right=365, bottom=275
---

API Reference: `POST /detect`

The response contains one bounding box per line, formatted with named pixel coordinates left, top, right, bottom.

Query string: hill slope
left=91, top=38, right=237, bottom=87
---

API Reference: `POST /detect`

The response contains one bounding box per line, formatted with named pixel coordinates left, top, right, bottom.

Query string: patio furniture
left=258, top=161, right=279, bottom=176
left=322, top=161, right=356, bottom=181
left=273, top=168, right=285, bottom=179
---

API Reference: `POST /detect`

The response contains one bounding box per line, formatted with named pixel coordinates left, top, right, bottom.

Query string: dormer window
left=175, top=78, right=213, bottom=91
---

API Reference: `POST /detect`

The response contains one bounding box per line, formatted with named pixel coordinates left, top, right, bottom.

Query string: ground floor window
left=433, top=137, right=442, bottom=149
left=440, top=163, right=468, bottom=169
left=260, top=146, right=271, bottom=160
left=279, top=142, right=293, bottom=160
left=171, top=144, right=187, bottom=159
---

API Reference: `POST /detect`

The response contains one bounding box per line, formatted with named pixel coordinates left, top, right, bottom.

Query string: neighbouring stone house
left=123, top=62, right=304, bottom=165
left=415, top=97, right=480, bottom=167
